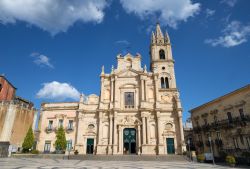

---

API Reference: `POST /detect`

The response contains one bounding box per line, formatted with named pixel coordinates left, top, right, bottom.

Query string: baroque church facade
left=37, top=23, right=185, bottom=155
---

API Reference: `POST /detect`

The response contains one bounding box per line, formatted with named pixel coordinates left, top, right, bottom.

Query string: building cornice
left=189, top=84, right=250, bottom=113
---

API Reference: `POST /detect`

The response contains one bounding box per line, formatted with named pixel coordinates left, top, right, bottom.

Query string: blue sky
left=0, top=0, right=250, bottom=122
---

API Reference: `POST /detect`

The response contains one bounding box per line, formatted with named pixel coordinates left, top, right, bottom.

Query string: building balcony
left=215, top=139, right=223, bottom=147
left=201, top=124, right=210, bottom=132
left=204, top=115, right=250, bottom=131
left=196, top=141, right=204, bottom=147
left=66, top=127, right=74, bottom=133
left=45, top=127, right=55, bottom=133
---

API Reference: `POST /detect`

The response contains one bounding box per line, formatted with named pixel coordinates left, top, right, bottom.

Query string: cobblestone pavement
left=0, top=158, right=244, bottom=169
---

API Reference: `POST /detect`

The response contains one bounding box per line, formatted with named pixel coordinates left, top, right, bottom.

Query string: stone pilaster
left=178, top=110, right=186, bottom=153
left=142, top=116, right=146, bottom=145
left=113, top=111, right=118, bottom=154
left=108, top=113, right=113, bottom=154
left=156, top=111, right=164, bottom=154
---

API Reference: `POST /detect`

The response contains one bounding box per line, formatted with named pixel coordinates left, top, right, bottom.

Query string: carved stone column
left=96, top=111, right=104, bottom=154
left=138, top=125, right=141, bottom=155
left=113, top=112, right=118, bottom=154
left=154, top=75, right=160, bottom=102
left=98, top=112, right=103, bottom=144
left=100, top=77, right=104, bottom=101
left=142, top=116, right=146, bottom=145
left=118, top=126, right=123, bottom=154
left=144, top=79, right=148, bottom=101
left=110, top=78, right=114, bottom=104
left=146, top=116, right=150, bottom=144
left=178, top=110, right=185, bottom=153
left=156, top=111, right=164, bottom=154
left=108, top=113, right=113, bottom=154
left=141, top=78, right=145, bottom=101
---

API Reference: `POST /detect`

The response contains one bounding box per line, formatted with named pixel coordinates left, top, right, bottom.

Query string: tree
left=55, top=126, right=67, bottom=152
left=22, top=126, right=34, bottom=153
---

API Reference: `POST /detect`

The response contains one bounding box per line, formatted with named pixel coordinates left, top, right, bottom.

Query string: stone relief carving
left=161, top=94, right=171, bottom=103
left=165, top=123, right=173, bottom=130
left=118, top=116, right=141, bottom=126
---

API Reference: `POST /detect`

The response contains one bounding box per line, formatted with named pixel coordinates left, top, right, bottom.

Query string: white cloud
left=0, top=0, right=110, bottom=35
left=205, top=9, right=215, bottom=18
left=36, top=81, right=80, bottom=101
left=119, top=0, right=200, bottom=28
left=205, top=21, right=250, bottom=48
left=31, top=52, right=54, bottom=68
left=220, top=0, right=237, bottom=7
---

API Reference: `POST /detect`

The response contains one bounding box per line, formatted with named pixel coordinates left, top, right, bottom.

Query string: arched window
left=165, top=77, right=169, bottom=88
left=161, top=77, right=170, bottom=89
left=161, top=77, right=165, bottom=88
left=159, top=49, right=165, bottom=59
left=227, top=112, right=233, bottom=123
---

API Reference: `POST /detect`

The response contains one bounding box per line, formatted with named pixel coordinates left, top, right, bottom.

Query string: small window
left=124, top=92, right=134, bottom=109
left=196, top=121, right=199, bottom=127
left=216, top=131, right=221, bottom=140
left=161, top=77, right=165, bottom=88
left=44, top=141, right=51, bottom=153
left=66, top=140, right=72, bottom=151
left=233, top=138, right=239, bottom=148
left=227, top=112, right=233, bottom=123
left=68, top=120, right=73, bottom=129
left=239, top=108, right=244, bottom=119
left=58, top=119, right=63, bottom=128
left=162, top=67, right=165, bottom=70
left=204, top=119, right=208, bottom=125
left=48, top=120, right=53, bottom=129
left=0, top=83, right=2, bottom=92
left=160, top=77, right=169, bottom=89
left=240, top=135, right=244, bottom=145
left=159, top=49, right=165, bottom=59
left=165, top=77, right=169, bottom=88
left=214, top=116, right=218, bottom=123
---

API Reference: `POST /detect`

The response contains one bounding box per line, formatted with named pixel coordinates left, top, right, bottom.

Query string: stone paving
left=0, top=158, right=244, bottom=169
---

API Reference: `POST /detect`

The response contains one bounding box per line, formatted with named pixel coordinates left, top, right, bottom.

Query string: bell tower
left=150, top=23, right=176, bottom=89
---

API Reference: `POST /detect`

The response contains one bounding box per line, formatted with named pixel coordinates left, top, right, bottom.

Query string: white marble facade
left=37, top=23, right=185, bottom=155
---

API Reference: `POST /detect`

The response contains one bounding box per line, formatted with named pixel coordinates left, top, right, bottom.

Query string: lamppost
left=208, top=136, right=215, bottom=165
left=187, top=139, right=192, bottom=162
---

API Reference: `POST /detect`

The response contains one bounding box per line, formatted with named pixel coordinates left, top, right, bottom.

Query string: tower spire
left=151, top=31, right=156, bottom=44
left=156, top=23, right=164, bottom=39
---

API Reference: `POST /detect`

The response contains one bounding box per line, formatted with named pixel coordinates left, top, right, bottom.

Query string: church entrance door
left=123, top=128, right=136, bottom=154
left=86, top=138, right=94, bottom=154
left=166, top=138, right=175, bottom=154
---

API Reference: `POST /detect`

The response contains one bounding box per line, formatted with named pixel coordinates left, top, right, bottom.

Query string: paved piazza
left=0, top=158, right=243, bottom=169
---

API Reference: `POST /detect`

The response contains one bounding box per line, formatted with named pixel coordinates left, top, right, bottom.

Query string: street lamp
left=208, top=136, right=215, bottom=165
left=187, top=139, right=192, bottom=162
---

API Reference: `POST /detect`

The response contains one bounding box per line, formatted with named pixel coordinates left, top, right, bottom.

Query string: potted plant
left=226, top=155, right=236, bottom=167
left=74, top=150, right=79, bottom=155
left=197, top=154, right=205, bottom=163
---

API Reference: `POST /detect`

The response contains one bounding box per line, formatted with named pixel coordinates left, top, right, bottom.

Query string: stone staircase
left=68, top=155, right=188, bottom=161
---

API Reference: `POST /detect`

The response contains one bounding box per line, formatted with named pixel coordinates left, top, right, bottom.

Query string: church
left=37, top=23, right=185, bottom=155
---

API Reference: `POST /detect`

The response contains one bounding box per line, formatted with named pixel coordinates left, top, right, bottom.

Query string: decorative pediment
left=116, top=69, right=140, bottom=78
left=118, top=116, right=141, bottom=126
left=119, top=83, right=137, bottom=89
